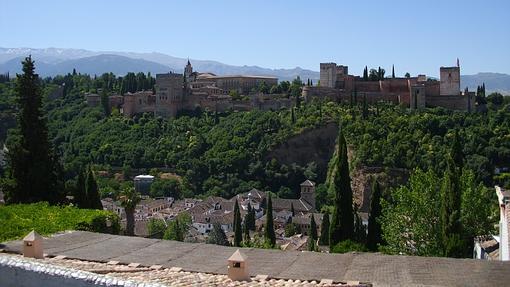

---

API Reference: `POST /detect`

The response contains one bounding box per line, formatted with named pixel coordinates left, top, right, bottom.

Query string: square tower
left=155, top=73, right=184, bottom=117
left=320, top=63, right=337, bottom=88
left=440, top=66, right=460, bottom=96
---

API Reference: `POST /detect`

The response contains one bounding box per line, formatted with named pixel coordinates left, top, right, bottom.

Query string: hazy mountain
left=461, top=73, right=510, bottom=95
left=0, top=47, right=319, bottom=81
left=0, top=54, right=172, bottom=76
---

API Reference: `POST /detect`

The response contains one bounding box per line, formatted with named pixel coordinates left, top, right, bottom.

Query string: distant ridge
left=0, top=47, right=319, bottom=81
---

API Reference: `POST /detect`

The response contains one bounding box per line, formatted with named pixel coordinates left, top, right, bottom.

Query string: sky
left=1, top=0, right=509, bottom=77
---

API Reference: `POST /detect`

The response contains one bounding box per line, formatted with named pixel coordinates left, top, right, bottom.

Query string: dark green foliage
left=243, top=222, right=250, bottom=244
left=4, top=56, right=64, bottom=205
left=147, top=218, right=166, bottom=239
left=392, top=65, right=395, bottom=78
left=329, top=128, right=354, bottom=248
left=73, top=169, right=87, bottom=208
left=207, top=222, right=229, bottom=246
left=291, top=203, right=295, bottom=216
left=353, top=205, right=366, bottom=244
left=330, top=239, right=367, bottom=253
left=85, top=167, right=102, bottom=210
left=244, top=202, right=256, bottom=231
left=100, top=89, right=110, bottom=116
left=309, top=214, right=318, bottom=241
left=319, top=211, right=330, bottom=245
left=366, top=179, right=383, bottom=251
left=150, top=178, right=182, bottom=199
left=264, top=194, right=276, bottom=247
left=284, top=222, right=298, bottom=237
left=233, top=199, right=242, bottom=247
left=440, top=156, right=464, bottom=257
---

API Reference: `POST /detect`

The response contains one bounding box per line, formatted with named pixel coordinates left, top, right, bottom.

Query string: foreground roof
left=2, top=231, right=509, bottom=286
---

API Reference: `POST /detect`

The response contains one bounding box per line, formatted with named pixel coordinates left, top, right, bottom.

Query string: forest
left=1, top=71, right=509, bottom=202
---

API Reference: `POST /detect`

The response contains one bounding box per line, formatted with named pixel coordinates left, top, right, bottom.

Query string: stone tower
left=320, top=63, right=337, bottom=88
left=440, top=61, right=460, bottom=96
left=184, top=59, right=193, bottom=82
left=300, top=180, right=316, bottom=211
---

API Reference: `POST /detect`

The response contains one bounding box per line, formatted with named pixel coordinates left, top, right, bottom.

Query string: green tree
left=319, top=211, right=329, bottom=246
left=405, top=72, right=410, bottom=78
left=308, top=214, right=318, bottom=251
left=265, top=194, right=276, bottom=247
left=148, top=218, right=166, bottom=239
left=329, top=128, right=354, bottom=248
left=285, top=222, right=298, bottom=237
left=366, top=179, right=383, bottom=251
left=150, top=178, right=181, bottom=199
left=73, top=169, right=87, bottom=208
left=85, top=167, right=102, bottom=210
left=163, top=218, right=184, bottom=241
left=100, top=89, right=110, bottom=116
left=233, top=199, right=242, bottom=247
left=4, top=56, right=64, bottom=205
left=440, top=156, right=464, bottom=257
left=381, top=169, right=443, bottom=256
left=207, top=222, right=229, bottom=246
left=392, top=65, right=395, bottom=78
left=119, top=186, right=141, bottom=236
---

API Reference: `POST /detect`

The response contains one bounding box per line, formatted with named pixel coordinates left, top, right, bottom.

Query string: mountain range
left=0, top=47, right=509, bottom=94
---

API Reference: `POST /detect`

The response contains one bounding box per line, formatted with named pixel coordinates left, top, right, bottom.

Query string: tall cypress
left=329, top=128, right=354, bottom=248
left=367, top=179, right=383, bottom=251
left=392, top=65, right=395, bottom=78
left=85, top=167, right=103, bottom=209
left=309, top=214, right=318, bottom=240
left=265, top=194, right=276, bottom=247
left=4, top=56, right=64, bottom=205
left=319, top=211, right=330, bottom=246
left=233, top=199, right=242, bottom=247
left=440, top=135, right=464, bottom=257
left=249, top=206, right=256, bottom=230
left=73, top=169, right=87, bottom=208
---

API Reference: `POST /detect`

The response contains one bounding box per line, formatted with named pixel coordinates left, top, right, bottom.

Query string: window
left=233, top=262, right=241, bottom=268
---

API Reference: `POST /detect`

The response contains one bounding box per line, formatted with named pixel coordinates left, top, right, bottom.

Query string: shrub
left=0, top=202, right=119, bottom=242
left=330, top=240, right=368, bottom=253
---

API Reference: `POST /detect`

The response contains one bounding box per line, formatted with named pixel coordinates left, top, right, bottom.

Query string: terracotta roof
left=272, top=198, right=312, bottom=213
left=228, top=249, right=247, bottom=262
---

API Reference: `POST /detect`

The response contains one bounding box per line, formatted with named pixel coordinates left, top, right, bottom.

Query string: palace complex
left=86, top=60, right=476, bottom=117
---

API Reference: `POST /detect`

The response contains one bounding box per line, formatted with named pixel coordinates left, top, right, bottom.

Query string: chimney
left=23, top=230, right=44, bottom=259
left=227, top=249, right=250, bottom=281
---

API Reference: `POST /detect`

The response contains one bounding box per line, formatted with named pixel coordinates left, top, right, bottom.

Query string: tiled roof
left=272, top=198, right=312, bottom=212
left=4, top=231, right=509, bottom=286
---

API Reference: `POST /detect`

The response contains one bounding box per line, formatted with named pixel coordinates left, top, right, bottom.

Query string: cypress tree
left=392, top=65, right=395, bottom=78
left=233, top=199, right=242, bottom=247
left=319, top=211, right=330, bottom=246
left=309, top=214, right=318, bottom=240
left=329, top=128, right=354, bottom=248
left=73, top=169, right=87, bottom=208
left=291, top=203, right=295, bottom=216
left=4, top=56, right=64, bottom=205
left=265, top=194, right=276, bottom=247
left=291, top=107, right=296, bottom=124
left=366, top=179, right=383, bottom=251
left=440, top=134, right=464, bottom=257
left=249, top=206, right=256, bottom=230
left=85, top=167, right=103, bottom=210
left=243, top=222, right=250, bottom=245
left=207, top=222, right=229, bottom=246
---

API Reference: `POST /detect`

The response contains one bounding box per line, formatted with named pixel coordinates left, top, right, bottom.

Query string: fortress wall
left=426, top=94, right=472, bottom=111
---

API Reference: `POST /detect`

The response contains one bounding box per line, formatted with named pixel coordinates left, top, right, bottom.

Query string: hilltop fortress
left=304, top=61, right=475, bottom=111
left=86, top=60, right=475, bottom=116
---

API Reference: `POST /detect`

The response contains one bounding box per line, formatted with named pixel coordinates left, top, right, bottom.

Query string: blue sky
left=1, top=0, right=509, bottom=76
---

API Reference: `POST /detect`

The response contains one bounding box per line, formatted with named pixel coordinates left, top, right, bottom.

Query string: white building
left=496, top=186, right=510, bottom=261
